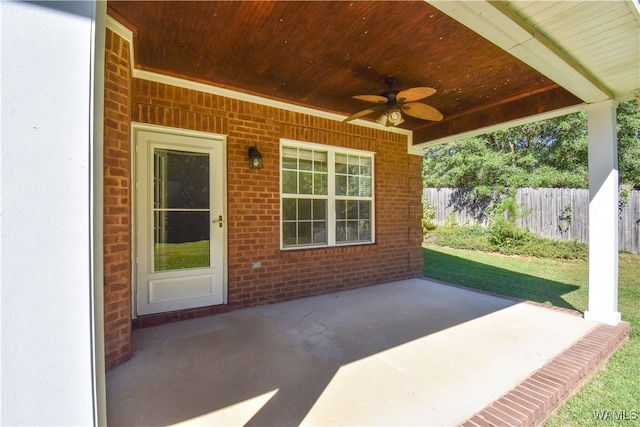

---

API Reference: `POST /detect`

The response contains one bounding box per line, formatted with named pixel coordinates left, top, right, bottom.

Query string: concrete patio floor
left=106, top=278, right=629, bottom=426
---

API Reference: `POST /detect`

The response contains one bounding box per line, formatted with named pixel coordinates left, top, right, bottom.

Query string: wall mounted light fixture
left=248, top=145, right=264, bottom=169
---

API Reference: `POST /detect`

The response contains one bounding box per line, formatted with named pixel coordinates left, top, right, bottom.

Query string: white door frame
left=131, top=123, right=228, bottom=317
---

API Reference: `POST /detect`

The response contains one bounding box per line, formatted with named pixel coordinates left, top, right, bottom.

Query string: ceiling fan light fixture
left=375, top=107, right=404, bottom=127
left=376, top=112, right=389, bottom=126
left=388, top=107, right=404, bottom=126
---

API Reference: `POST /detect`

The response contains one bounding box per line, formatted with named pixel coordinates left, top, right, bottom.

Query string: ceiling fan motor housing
left=382, top=90, right=399, bottom=104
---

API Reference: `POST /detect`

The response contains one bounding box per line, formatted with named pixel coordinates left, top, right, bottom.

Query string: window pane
left=360, top=157, right=371, bottom=175
left=283, top=198, right=296, bottom=221
left=336, top=221, right=346, bottom=242
left=348, top=156, right=359, bottom=175
left=336, top=200, right=346, bottom=219
left=314, top=173, right=327, bottom=195
left=313, top=199, right=326, bottom=220
left=347, top=200, right=358, bottom=219
left=283, top=170, right=297, bottom=194
left=313, top=221, right=327, bottom=244
left=314, top=151, right=327, bottom=172
left=299, top=149, right=313, bottom=171
left=359, top=220, right=371, bottom=240
left=299, top=172, right=313, bottom=194
left=348, top=176, right=359, bottom=196
left=335, top=175, right=347, bottom=196
left=282, top=147, right=298, bottom=170
left=298, top=199, right=311, bottom=220
left=336, top=154, right=348, bottom=174
left=359, top=200, right=370, bottom=219
left=346, top=221, right=359, bottom=241
left=360, top=177, right=372, bottom=197
left=283, top=222, right=297, bottom=246
left=298, top=222, right=312, bottom=244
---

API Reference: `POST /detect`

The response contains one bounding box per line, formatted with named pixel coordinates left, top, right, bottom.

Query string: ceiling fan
left=343, top=77, right=443, bottom=127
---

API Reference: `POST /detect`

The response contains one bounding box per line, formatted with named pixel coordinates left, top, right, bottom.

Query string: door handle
left=216, top=215, right=224, bottom=228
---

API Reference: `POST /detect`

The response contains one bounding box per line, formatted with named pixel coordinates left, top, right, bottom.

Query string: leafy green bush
left=444, top=211, right=458, bottom=228
left=488, top=192, right=532, bottom=246
left=426, top=224, right=494, bottom=252
left=424, top=224, right=587, bottom=260
left=422, top=203, right=437, bottom=233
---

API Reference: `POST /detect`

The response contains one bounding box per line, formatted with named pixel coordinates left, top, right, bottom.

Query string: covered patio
left=1, top=1, right=638, bottom=425
left=99, top=0, right=640, bottom=368
left=107, top=279, right=629, bottom=426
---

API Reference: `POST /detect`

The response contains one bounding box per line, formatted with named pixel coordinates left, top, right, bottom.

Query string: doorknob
left=216, top=215, right=224, bottom=228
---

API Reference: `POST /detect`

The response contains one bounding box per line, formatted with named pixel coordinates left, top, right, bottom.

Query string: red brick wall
left=103, top=28, right=132, bottom=370
left=102, top=22, right=423, bottom=367
left=131, top=79, right=423, bottom=321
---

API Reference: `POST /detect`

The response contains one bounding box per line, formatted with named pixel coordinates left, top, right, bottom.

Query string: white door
left=135, top=127, right=226, bottom=316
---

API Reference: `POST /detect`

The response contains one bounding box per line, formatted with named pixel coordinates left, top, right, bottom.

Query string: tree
left=423, top=100, right=640, bottom=190
left=617, top=100, right=640, bottom=188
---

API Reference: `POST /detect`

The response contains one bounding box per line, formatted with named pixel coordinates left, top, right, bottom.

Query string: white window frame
left=280, top=139, right=375, bottom=250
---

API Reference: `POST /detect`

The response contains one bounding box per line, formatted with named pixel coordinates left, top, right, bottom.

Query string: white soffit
left=502, top=0, right=640, bottom=102
left=429, top=0, right=639, bottom=104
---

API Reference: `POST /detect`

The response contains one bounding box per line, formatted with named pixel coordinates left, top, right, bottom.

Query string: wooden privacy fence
left=423, top=188, right=640, bottom=254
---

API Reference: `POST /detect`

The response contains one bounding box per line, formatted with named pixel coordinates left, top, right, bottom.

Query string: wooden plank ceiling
left=107, top=1, right=583, bottom=144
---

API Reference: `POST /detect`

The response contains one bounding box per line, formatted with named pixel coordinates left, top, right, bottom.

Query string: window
left=281, top=140, right=375, bottom=249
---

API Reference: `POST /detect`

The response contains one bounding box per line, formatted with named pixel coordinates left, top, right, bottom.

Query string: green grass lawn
left=154, top=240, right=210, bottom=271
left=423, top=243, right=640, bottom=426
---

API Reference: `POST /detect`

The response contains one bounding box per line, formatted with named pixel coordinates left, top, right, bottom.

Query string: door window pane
left=153, top=148, right=211, bottom=271
left=154, top=211, right=210, bottom=271
left=154, top=149, right=209, bottom=209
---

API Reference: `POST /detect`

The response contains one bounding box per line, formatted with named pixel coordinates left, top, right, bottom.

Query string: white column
left=584, top=100, right=621, bottom=326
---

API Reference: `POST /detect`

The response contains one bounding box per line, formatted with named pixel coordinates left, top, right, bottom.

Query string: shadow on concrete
left=106, top=272, right=592, bottom=426
left=107, top=279, right=526, bottom=426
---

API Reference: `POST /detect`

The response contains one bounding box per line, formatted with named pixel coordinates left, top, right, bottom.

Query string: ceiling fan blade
left=353, top=94, right=388, bottom=104
left=342, top=107, right=382, bottom=123
left=396, top=87, right=437, bottom=103
left=401, top=102, right=444, bottom=121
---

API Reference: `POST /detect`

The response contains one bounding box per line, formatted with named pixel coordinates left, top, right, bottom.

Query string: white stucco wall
left=1, top=1, right=100, bottom=424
